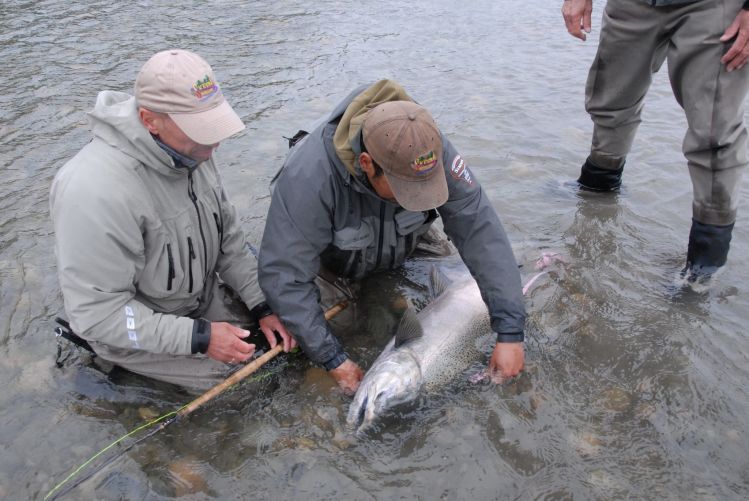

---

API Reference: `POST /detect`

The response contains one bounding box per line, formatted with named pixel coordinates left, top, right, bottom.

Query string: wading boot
left=681, top=219, right=734, bottom=285
left=577, top=157, right=624, bottom=191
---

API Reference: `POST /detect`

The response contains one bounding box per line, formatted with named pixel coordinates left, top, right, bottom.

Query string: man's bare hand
left=329, top=359, right=364, bottom=394
left=721, top=9, right=749, bottom=71
left=562, top=0, right=593, bottom=41
left=206, top=322, right=254, bottom=364
left=488, top=342, right=525, bottom=384
left=258, top=314, right=297, bottom=352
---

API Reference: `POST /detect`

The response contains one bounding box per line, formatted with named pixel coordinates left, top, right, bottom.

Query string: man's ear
left=138, top=107, right=161, bottom=135
left=359, top=152, right=375, bottom=176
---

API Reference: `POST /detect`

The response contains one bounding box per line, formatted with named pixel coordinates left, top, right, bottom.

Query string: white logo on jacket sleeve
left=125, top=305, right=139, bottom=348
left=450, top=155, right=473, bottom=185
left=128, top=331, right=140, bottom=349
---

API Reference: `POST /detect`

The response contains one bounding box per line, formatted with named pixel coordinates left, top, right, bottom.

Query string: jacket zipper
left=213, top=212, right=224, bottom=255
left=374, top=201, right=386, bottom=269
left=187, top=236, right=195, bottom=293
left=212, top=190, right=225, bottom=255
left=166, top=243, right=175, bottom=291
left=187, top=171, right=209, bottom=282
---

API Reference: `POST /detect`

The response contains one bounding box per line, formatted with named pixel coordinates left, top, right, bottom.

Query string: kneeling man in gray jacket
left=259, top=80, right=526, bottom=393
left=50, top=49, right=294, bottom=389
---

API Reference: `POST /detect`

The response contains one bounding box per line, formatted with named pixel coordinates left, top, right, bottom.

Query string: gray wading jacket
left=258, top=82, right=526, bottom=365
left=50, top=91, right=265, bottom=355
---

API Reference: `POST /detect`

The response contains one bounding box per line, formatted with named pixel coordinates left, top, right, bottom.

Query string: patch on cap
left=191, top=75, right=220, bottom=101
left=413, top=150, right=438, bottom=175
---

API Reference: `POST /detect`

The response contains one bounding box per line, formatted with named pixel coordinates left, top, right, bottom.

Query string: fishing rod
left=45, top=299, right=349, bottom=500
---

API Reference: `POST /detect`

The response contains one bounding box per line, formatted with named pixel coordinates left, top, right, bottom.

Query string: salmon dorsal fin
left=394, top=307, right=423, bottom=348
left=428, top=265, right=451, bottom=300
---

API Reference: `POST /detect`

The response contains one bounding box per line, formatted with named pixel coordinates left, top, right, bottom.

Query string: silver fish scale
left=411, top=279, right=491, bottom=389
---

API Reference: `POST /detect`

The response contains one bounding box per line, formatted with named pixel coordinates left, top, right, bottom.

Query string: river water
left=2, top=0, right=748, bottom=499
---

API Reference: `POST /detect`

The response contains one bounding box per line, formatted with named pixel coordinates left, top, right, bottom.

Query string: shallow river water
left=2, top=1, right=749, bottom=499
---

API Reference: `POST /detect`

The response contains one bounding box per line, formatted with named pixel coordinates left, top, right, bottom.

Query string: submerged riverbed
left=1, top=0, right=748, bottom=499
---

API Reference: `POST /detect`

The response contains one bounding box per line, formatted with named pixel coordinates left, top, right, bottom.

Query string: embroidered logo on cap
left=191, top=75, right=219, bottom=101
left=412, top=151, right=438, bottom=175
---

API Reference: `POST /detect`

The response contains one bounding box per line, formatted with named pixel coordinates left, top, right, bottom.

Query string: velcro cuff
left=496, top=331, right=524, bottom=343
left=322, top=351, right=348, bottom=371
left=191, top=318, right=211, bottom=354
left=249, top=302, right=274, bottom=323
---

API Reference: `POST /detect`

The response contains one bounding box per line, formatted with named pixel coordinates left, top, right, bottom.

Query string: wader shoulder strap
left=271, top=130, right=310, bottom=188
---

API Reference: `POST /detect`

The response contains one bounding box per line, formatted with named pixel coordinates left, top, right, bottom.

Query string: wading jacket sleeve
left=50, top=91, right=265, bottom=355
left=437, top=143, right=526, bottom=341
left=258, top=124, right=343, bottom=365
left=259, top=102, right=526, bottom=365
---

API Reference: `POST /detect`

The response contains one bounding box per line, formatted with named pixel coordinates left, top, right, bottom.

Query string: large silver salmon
left=346, top=259, right=492, bottom=433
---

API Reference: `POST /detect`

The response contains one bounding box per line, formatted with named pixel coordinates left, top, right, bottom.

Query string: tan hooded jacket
left=50, top=90, right=265, bottom=355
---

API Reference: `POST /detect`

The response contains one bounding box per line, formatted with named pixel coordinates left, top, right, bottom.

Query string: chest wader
left=576, top=0, right=748, bottom=282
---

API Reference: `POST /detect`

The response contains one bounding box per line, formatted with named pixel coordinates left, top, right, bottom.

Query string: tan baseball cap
left=362, top=101, right=448, bottom=212
left=134, top=49, right=245, bottom=145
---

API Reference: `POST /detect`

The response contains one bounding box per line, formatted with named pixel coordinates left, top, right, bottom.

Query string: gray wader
left=579, top=0, right=749, bottom=275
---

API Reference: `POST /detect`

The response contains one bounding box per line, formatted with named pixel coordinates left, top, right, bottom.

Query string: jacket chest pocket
left=331, top=222, right=374, bottom=278
left=140, top=230, right=186, bottom=299
left=332, top=222, right=374, bottom=250
left=394, top=210, right=428, bottom=236
left=141, top=218, right=210, bottom=300
left=394, top=209, right=436, bottom=259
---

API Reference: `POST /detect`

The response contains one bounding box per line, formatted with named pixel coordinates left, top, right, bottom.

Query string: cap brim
left=169, top=100, right=245, bottom=145
left=385, top=162, right=449, bottom=212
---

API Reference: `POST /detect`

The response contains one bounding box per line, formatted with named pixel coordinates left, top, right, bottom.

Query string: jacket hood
left=88, top=90, right=180, bottom=177
left=332, top=79, right=413, bottom=176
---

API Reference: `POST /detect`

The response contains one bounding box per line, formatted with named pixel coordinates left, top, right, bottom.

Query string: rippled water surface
left=2, top=0, right=749, bottom=499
